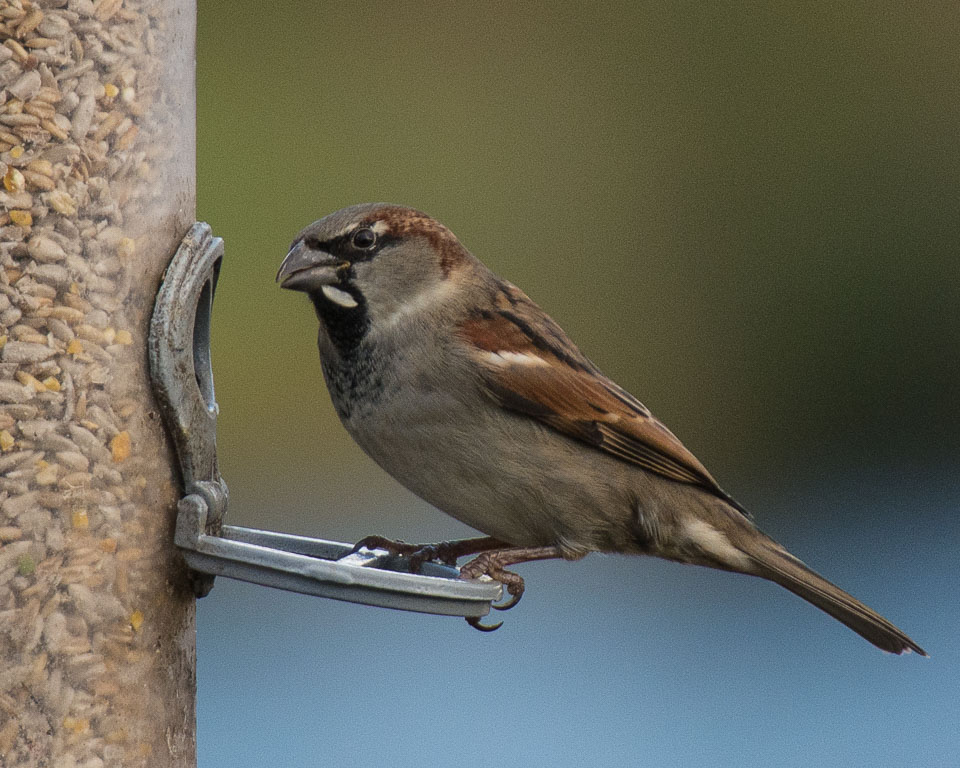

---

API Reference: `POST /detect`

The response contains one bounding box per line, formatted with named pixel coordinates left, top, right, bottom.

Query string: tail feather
left=742, top=537, right=927, bottom=656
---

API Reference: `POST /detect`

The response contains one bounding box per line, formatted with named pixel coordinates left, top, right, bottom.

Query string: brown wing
left=459, top=282, right=749, bottom=516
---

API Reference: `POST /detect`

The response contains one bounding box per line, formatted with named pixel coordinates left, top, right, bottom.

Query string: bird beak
left=276, top=240, right=344, bottom=292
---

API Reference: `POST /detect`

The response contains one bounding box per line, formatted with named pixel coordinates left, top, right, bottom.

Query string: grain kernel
left=46, top=189, right=77, bottom=215
left=15, top=371, right=46, bottom=392
left=109, top=430, right=130, bottom=462
left=63, top=717, right=89, bottom=735
left=129, top=610, right=144, bottom=631
left=9, top=210, right=32, bottom=228
left=3, top=166, right=24, bottom=191
left=0, top=526, right=23, bottom=541
left=22, top=170, right=55, bottom=191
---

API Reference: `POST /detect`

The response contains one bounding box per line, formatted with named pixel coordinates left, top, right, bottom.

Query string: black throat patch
left=310, top=283, right=369, bottom=357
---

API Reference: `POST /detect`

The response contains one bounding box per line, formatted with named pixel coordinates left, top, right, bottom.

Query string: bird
left=276, top=202, right=925, bottom=654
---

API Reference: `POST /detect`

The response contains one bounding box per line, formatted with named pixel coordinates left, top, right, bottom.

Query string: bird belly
left=342, top=389, right=640, bottom=555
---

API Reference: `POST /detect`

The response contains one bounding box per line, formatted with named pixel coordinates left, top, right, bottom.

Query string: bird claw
left=492, top=587, right=523, bottom=612
left=465, top=615, right=504, bottom=632
left=459, top=551, right=527, bottom=627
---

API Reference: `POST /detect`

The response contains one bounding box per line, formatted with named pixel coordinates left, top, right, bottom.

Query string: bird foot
left=458, top=545, right=567, bottom=631
left=459, top=552, right=527, bottom=631
left=341, top=535, right=509, bottom=571
left=460, top=552, right=526, bottom=609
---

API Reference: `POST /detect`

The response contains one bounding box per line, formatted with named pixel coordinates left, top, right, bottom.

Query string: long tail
left=738, top=533, right=926, bottom=656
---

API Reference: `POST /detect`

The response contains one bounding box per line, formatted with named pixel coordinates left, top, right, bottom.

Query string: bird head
left=277, top=203, right=475, bottom=352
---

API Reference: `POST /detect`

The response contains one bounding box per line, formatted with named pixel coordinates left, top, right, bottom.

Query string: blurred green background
left=196, top=2, right=958, bottom=766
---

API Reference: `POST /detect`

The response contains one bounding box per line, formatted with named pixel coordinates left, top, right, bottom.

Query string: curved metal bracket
left=148, top=223, right=501, bottom=617
left=149, top=223, right=225, bottom=518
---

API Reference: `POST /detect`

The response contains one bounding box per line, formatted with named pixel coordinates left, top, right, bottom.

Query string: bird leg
left=459, top=545, right=566, bottom=631
left=341, top=535, right=509, bottom=569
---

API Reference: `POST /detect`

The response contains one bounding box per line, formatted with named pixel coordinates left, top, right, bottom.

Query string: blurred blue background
left=196, top=2, right=958, bottom=766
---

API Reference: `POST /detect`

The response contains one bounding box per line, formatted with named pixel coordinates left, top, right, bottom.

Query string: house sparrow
left=277, top=202, right=925, bottom=654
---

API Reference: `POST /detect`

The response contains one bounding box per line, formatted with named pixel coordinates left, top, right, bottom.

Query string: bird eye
left=352, top=228, right=376, bottom=249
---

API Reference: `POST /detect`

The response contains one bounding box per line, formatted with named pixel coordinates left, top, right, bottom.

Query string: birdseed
left=0, top=1, right=195, bottom=766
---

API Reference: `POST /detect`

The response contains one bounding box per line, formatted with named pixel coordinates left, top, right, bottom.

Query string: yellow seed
left=102, top=327, right=116, bottom=345
left=9, top=145, right=24, bottom=159
left=114, top=329, right=133, bottom=345
left=99, top=537, right=118, bottom=553
left=3, top=167, right=24, bottom=191
left=129, top=610, right=144, bottom=632
left=104, top=82, right=119, bottom=99
left=42, top=377, right=60, bottom=391
left=71, top=509, right=89, bottom=529
left=0, top=430, right=14, bottom=451
left=9, top=210, right=32, bottom=228
left=0, top=335, right=7, bottom=349
left=67, top=339, right=83, bottom=355
left=16, top=371, right=46, bottom=392
left=117, top=237, right=136, bottom=259
left=62, top=717, right=89, bottom=735
left=110, top=431, right=131, bottom=462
